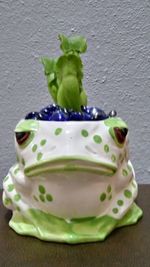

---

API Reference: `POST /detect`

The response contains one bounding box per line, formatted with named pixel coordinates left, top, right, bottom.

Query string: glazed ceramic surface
left=2, top=117, right=142, bottom=243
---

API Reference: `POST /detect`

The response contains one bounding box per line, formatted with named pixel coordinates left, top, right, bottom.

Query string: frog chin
left=24, top=156, right=117, bottom=177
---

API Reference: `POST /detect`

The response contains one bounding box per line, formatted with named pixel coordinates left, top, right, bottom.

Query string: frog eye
left=15, top=132, right=31, bottom=145
left=114, top=127, right=128, bottom=144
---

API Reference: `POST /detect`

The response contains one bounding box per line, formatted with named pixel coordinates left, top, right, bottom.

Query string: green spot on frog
left=81, top=129, right=88, bottom=137
left=111, top=154, right=116, bottom=162
left=122, top=169, right=128, bottom=176
left=107, top=185, right=111, bottom=193
left=7, top=184, right=15, bottom=192
left=39, top=194, right=45, bottom=202
left=40, top=139, right=47, bottom=146
left=117, top=200, right=124, bottom=206
left=46, top=194, right=53, bottom=202
left=104, top=144, right=109, bottom=153
left=38, top=185, right=46, bottom=194
left=112, top=208, right=119, bottom=214
left=14, top=194, right=21, bottom=202
left=4, top=197, right=12, bottom=206
left=100, top=193, right=106, bottom=202
left=55, top=128, right=63, bottom=135
left=124, top=189, right=132, bottom=199
left=32, top=144, right=38, bottom=152
left=93, top=135, right=102, bottom=144
left=37, top=152, right=43, bottom=161
left=108, top=194, right=112, bottom=201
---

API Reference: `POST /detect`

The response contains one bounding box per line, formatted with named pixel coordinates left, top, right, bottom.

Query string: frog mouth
left=24, top=156, right=117, bottom=177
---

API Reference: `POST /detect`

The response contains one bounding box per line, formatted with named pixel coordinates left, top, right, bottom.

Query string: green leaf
left=80, top=90, right=87, bottom=106
left=59, top=34, right=87, bottom=54
left=59, top=34, right=70, bottom=54
left=41, top=34, right=88, bottom=110
left=57, top=75, right=81, bottom=111
left=69, top=36, right=87, bottom=53
left=41, top=57, right=58, bottom=103
left=48, top=73, right=55, bottom=83
left=41, top=57, right=56, bottom=75
left=55, top=54, right=85, bottom=110
left=56, top=55, right=83, bottom=84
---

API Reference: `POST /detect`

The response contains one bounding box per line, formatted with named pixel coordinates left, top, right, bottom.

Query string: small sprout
left=41, top=34, right=88, bottom=111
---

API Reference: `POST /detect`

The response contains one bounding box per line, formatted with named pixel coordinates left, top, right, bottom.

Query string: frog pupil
left=15, top=132, right=30, bottom=145
left=114, top=127, right=128, bottom=144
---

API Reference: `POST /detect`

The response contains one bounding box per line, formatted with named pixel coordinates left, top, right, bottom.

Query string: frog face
left=15, top=117, right=128, bottom=178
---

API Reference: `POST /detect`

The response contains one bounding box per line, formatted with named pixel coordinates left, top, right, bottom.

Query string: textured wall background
left=0, top=0, right=150, bottom=186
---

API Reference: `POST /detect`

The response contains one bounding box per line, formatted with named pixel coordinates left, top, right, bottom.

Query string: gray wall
left=0, top=0, right=150, bottom=186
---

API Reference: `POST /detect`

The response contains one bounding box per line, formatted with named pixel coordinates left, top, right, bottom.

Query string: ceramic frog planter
left=3, top=117, right=143, bottom=243
left=2, top=35, right=143, bottom=243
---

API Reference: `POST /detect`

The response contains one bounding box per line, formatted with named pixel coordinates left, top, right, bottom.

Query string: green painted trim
left=9, top=203, right=143, bottom=244
left=24, top=156, right=117, bottom=177
left=14, top=118, right=127, bottom=128
left=25, top=155, right=117, bottom=170
left=15, top=120, right=39, bottom=132
left=104, top=117, right=128, bottom=128
left=25, top=165, right=115, bottom=177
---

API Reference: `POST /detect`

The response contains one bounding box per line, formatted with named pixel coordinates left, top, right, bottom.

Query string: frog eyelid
left=15, top=119, right=39, bottom=133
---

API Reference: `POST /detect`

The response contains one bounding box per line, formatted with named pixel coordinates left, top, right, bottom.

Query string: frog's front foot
left=3, top=164, right=31, bottom=212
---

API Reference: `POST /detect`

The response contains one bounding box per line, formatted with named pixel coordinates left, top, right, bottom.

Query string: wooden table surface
left=0, top=185, right=150, bottom=267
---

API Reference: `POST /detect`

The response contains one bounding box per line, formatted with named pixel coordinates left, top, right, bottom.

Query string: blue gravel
left=25, top=104, right=109, bottom=121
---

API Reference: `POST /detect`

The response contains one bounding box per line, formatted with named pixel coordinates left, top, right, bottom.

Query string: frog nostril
left=15, top=132, right=30, bottom=145
left=114, top=127, right=128, bottom=144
